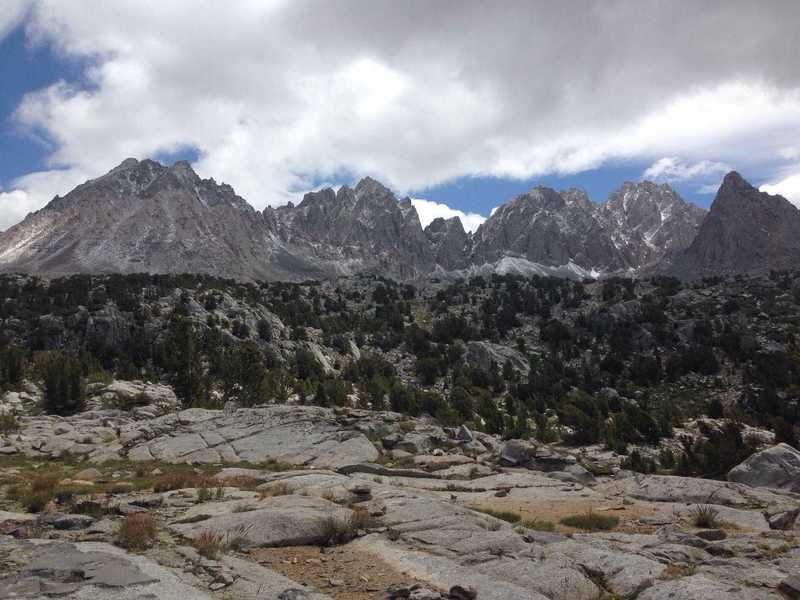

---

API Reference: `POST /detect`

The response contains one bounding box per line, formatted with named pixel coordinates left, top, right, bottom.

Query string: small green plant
left=560, top=511, right=619, bottom=531
left=688, top=504, right=720, bottom=528
left=197, top=482, right=212, bottom=502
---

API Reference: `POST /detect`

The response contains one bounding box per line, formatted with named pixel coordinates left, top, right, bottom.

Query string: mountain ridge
left=3, top=157, right=790, bottom=282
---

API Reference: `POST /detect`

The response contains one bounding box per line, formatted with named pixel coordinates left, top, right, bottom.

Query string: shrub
left=0, top=412, right=19, bottom=434
left=24, top=490, right=54, bottom=513
left=117, top=513, right=157, bottom=550
left=40, top=351, right=84, bottom=415
left=688, top=504, right=720, bottom=528
left=560, top=511, right=619, bottom=531
left=23, top=474, right=60, bottom=513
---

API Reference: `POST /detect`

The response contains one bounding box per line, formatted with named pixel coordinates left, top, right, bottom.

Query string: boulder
left=499, top=440, right=535, bottom=466
left=171, top=495, right=352, bottom=547
left=73, top=467, right=102, bottom=481
left=727, top=443, right=800, bottom=492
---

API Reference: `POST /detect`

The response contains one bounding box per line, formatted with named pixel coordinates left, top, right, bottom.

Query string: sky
left=1, top=1, right=800, bottom=232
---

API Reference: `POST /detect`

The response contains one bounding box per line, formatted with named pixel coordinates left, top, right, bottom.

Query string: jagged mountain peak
left=718, top=170, right=748, bottom=190
left=354, top=176, right=392, bottom=199
left=425, top=215, right=466, bottom=237
left=671, top=171, right=800, bottom=276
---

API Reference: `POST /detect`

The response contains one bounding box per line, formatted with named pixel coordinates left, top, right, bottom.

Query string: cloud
left=4, top=1, right=800, bottom=219
left=0, top=0, right=31, bottom=41
left=643, top=158, right=731, bottom=182
left=0, top=191, right=36, bottom=231
left=761, top=172, right=800, bottom=208
left=0, top=167, right=91, bottom=230
left=410, top=198, right=485, bottom=233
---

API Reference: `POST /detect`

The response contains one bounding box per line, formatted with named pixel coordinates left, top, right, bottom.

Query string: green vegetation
left=1, top=268, right=799, bottom=474
left=469, top=506, right=522, bottom=524
left=560, top=511, right=619, bottom=531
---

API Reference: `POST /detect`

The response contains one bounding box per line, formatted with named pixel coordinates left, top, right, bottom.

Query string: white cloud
left=410, top=198, right=485, bottom=233
left=0, top=167, right=91, bottom=230
left=0, top=0, right=31, bottom=41
left=761, top=172, right=800, bottom=208
left=0, top=190, right=36, bottom=231
left=3, top=1, right=800, bottom=222
left=643, top=157, right=731, bottom=182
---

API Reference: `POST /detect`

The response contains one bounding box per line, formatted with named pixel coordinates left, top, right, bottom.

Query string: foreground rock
left=0, top=539, right=215, bottom=599
left=728, top=443, right=800, bottom=492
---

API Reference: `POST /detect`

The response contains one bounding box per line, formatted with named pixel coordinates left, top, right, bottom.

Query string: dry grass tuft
left=193, top=529, right=224, bottom=559
left=560, top=511, right=619, bottom=531
left=117, top=513, right=157, bottom=550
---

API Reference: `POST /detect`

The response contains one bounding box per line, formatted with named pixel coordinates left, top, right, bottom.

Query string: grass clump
left=560, top=511, right=619, bottom=531
left=117, top=513, right=157, bottom=550
left=688, top=504, right=720, bottom=528
left=469, top=506, right=522, bottom=524
left=193, top=529, right=224, bottom=559
left=23, top=473, right=60, bottom=513
left=521, top=518, right=556, bottom=532
left=319, top=508, right=374, bottom=546
left=152, top=471, right=206, bottom=493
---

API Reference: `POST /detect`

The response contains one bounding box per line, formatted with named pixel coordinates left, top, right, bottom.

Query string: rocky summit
left=670, top=171, right=800, bottom=277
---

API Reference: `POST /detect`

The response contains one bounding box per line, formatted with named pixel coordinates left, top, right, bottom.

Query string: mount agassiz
left=0, top=159, right=795, bottom=281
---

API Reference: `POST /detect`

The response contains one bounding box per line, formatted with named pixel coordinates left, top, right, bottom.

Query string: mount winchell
left=0, top=159, right=796, bottom=281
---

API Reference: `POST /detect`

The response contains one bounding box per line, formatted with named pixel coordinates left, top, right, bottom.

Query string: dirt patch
left=464, top=493, right=662, bottom=534
left=249, top=543, right=437, bottom=600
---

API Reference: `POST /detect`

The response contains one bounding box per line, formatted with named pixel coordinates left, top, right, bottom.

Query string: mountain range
left=0, top=158, right=797, bottom=281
